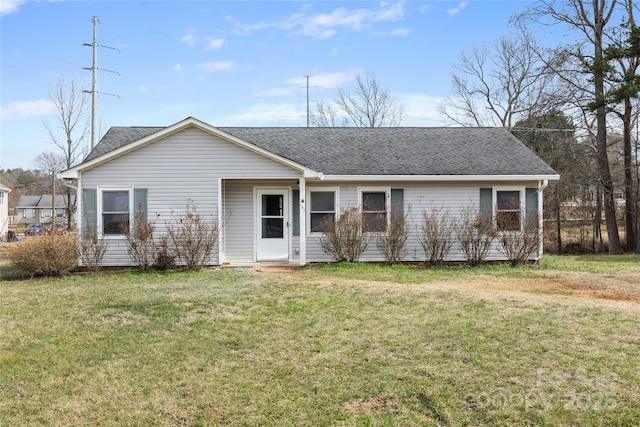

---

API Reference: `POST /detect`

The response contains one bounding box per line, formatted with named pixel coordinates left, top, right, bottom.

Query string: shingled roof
left=83, top=124, right=557, bottom=177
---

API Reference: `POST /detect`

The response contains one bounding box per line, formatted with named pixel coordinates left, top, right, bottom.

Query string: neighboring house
left=15, top=195, right=73, bottom=228
left=0, top=182, right=10, bottom=237
left=59, top=116, right=559, bottom=266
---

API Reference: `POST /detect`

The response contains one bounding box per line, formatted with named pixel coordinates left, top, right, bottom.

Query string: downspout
left=538, top=180, right=549, bottom=258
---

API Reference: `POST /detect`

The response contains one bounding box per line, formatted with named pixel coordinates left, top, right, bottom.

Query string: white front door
left=256, top=189, right=289, bottom=261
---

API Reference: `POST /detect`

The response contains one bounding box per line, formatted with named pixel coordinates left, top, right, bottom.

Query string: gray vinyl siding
left=304, top=181, right=541, bottom=263
left=80, top=128, right=302, bottom=266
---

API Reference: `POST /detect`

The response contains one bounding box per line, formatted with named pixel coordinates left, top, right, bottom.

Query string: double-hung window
left=56, top=208, right=65, bottom=218
left=41, top=208, right=52, bottom=218
left=308, top=189, right=337, bottom=233
left=495, top=189, right=522, bottom=232
left=24, top=209, right=36, bottom=219
left=361, top=189, right=389, bottom=232
left=102, top=190, right=130, bottom=235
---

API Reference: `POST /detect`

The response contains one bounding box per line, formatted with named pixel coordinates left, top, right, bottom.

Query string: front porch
left=220, top=178, right=307, bottom=266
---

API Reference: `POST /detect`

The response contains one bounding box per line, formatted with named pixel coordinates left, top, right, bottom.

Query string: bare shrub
left=122, top=207, right=158, bottom=271
left=166, top=200, right=219, bottom=269
left=497, top=201, right=541, bottom=266
left=78, top=226, right=109, bottom=274
left=154, top=236, right=177, bottom=270
left=6, top=234, right=77, bottom=277
left=419, top=207, right=456, bottom=265
left=376, top=209, right=409, bottom=264
left=455, top=205, right=497, bottom=267
left=320, top=205, right=370, bottom=263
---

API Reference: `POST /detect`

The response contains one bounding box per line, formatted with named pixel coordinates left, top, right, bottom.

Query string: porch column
left=217, top=178, right=224, bottom=264
left=299, top=177, right=306, bottom=265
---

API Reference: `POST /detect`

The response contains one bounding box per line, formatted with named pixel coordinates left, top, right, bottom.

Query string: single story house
left=59, top=116, right=559, bottom=266
left=0, top=182, right=11, bottom=237
left=15, top=194, right=73, bottom=227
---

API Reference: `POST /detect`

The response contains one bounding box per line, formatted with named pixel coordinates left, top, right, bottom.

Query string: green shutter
left=82, top=188, right=97, bottom=234
left=133, top=188, right=148, bottom=228
left=525, top=187, right=538, bottom=223
left=479, top=188, right=492, bottom=220
left=390, top=189, right=404, bottom=216
left=292, top=189, right=300, bottom=237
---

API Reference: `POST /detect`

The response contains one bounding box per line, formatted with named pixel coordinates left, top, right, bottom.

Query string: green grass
left=1, top=258, right=639, bottom=426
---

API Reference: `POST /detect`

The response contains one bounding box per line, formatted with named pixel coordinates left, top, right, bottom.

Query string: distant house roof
left=77, top=117, right=558, bottom=178
left=16, top=195, right=74, bottom=209
left=0, top=182, right=11, bottom=193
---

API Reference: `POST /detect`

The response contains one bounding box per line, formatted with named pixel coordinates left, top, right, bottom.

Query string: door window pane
left=262, top=218, right=283, bottom=238
left=262, top=195, right=283, bottom=216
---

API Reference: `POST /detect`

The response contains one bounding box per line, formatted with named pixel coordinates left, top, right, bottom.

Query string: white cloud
left=0, top=0, right=27, bottom=16
left=205, top=38, right=224, bottom=50
left=447, top=2, right=469, bottom=16
left=173, top=64, right=183, bottom=72
left=229, top=1, right=406, bottom=39
left=139, top=85, right=148, bottom=93
left=0, top=99, right=56, bottom=120
left=200, top=61, right=236, bottom=72
left=377, top=28, right=411, bottom=37
left=181, top=27, right=197, bottom=46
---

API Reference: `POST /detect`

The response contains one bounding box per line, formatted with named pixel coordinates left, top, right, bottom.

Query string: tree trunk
left=593, top=13, right=623, bottom=255
left=556, top=202, right=562, bottom=254
left=593, top=185, right=602, bottom=252
left=622, top=99, right=635, bottom=251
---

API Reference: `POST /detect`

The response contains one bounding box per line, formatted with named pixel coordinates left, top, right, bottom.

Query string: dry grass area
left=265, top=258, right=640, bottom=311
left=1, top=255, right=639, bottom=426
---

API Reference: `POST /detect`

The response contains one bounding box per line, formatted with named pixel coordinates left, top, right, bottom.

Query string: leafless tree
left=439, top=32, right=559, bottom=129
left=34, top=151, right=65, bottom=228
left=43, top=75, right=89, bottom=231
left=312, top=100, right=349, bottom=127
left=312, top=72, right=405, bottom=127
left=519, top=0, right=623, bottom=254
left=605, top=0, right=639, bottom=250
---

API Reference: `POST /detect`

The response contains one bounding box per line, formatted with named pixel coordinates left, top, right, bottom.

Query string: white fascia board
left=58, top=117, right=320, bottom=179
left=319, top=174, right=561, bottom=182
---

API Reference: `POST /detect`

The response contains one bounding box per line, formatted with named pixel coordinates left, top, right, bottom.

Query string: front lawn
left=1, top=257, right=639, bottom=426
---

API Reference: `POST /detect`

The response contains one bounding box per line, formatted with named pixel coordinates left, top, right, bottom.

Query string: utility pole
left=88, top=16, right=98, bottom=149
left=83, top=16, right=120, bottom=149
left=306, top=75, right=310, bottom=128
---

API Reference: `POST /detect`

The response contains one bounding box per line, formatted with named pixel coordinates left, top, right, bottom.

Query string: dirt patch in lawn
left=342, top=394, right=399, bottom=415
left=260, top=268, right=640, bottom=314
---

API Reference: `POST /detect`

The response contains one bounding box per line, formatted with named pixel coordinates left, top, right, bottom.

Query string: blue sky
left=1, top=0, right=535, bottom=170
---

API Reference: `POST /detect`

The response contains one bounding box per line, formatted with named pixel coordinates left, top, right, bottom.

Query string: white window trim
left=97, top=187, right=134, bottom=239
left=23, top=209, right=36, bottom=219
left=306, top=187, right=340, bottom=236
left=358, top=186, right=391, bottom=235
left=41, top=208, right=52, bottom=218
left=493, top=186, right=525, bottom=232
